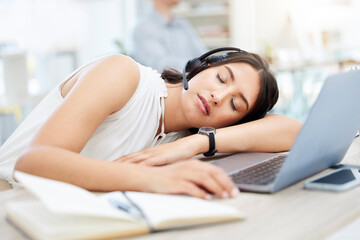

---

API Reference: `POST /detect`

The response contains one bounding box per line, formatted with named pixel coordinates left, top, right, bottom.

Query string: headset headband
left=183, top=47, right=243, bottom=90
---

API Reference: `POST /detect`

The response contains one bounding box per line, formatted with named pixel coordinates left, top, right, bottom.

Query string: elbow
left=285, top=119, right=303, bottom=150
left=14, top=152, right=30, bottom=173
left=291, top=119, right=303, bottom=138
left=14, top=147, right=39, bottom=175
left=13, top=150, right=32, bottom=183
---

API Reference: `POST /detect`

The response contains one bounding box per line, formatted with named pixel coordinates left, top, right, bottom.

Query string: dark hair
left=161, top=50, right=279, bottom=126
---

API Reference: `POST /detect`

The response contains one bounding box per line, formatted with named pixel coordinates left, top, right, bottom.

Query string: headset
left=182, top=47, right=244, bottom=90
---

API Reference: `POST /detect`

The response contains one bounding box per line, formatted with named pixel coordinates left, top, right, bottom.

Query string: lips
left=197, top=94, right=210, bottom=116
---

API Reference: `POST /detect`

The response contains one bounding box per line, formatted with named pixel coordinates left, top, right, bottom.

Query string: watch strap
left=203, top=132, right=218, bottom=157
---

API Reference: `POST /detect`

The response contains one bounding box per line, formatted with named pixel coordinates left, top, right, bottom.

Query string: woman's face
left=181, top=62, right=261, bottom=128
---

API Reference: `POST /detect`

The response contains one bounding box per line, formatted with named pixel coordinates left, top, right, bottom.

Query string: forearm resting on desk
left=117, top=114, right=302, bottom=166
left=14, top=145, right=151, bottom=192
left=182, top=114, right=301, bottom=155
left=14, top=145, right=238, bottom=199
left=214, top=114, right=302, bottom=153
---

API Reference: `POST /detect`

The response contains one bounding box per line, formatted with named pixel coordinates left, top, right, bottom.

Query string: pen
left=108, top=192, right=154, bottom=232
left=108, top=198, right=131, bottom=213
left=108, top=197, right=143, bottom=218
left=121, top=192, right=155, bottom=232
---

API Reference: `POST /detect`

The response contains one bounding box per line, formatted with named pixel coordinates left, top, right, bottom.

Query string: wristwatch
left=198, top=127, right=218, bottom=157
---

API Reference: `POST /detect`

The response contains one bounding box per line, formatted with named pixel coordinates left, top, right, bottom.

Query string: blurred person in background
left=132, top=0, right=207, bottom=72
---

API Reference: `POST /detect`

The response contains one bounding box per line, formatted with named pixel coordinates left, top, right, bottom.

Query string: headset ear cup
left=183, top=58, right=203, bottom=90
left=185, top=58, right=202, bottom=72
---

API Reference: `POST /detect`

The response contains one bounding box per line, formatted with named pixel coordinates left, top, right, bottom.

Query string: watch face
left=199, top=127, right=215, bottom=133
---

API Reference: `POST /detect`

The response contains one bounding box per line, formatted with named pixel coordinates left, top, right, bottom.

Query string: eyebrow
left=224, top=66, right=249, bottom=111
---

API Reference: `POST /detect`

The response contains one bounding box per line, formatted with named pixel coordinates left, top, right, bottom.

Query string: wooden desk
left=1, top=137, right=360, bottom=240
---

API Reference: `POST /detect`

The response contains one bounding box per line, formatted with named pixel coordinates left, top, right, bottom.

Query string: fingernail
left=231, top=187, right=240, bottom=197
left=222, top=191, right=229, bottom=199
left=205, top=194, right=212, bottom=200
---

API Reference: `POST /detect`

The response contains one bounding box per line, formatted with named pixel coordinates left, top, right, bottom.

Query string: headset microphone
left=182, top=47, right=242, bottom=90
left=182, top=67, right=189, bottom=90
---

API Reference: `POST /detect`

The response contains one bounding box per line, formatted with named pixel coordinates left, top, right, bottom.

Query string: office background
left=1, top=0, right=360, bottom=144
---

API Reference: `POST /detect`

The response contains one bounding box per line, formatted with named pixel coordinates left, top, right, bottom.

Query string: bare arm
left=14, top=55, right=237, bottom=199
left=117, top=114, right=302, bottom=165
left=15, top=55, right=141, bottom=190
left=212, top=114, right=302, bottom=153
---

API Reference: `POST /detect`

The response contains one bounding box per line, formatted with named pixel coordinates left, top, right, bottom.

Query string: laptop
left=212, top=70, right=360, bottom=193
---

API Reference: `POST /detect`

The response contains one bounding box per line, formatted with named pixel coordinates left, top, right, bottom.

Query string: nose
left=210, top=89, right=231, bottom=106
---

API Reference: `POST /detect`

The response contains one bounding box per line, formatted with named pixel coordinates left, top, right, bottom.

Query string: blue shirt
left=131, top=8, right=208, bottom=72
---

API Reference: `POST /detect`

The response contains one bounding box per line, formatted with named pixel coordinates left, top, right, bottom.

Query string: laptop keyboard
left=229, top=155, right=287, bottom=185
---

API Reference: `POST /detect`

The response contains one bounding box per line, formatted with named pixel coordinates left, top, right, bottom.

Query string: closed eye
left=230, top=99, right=237, bottom=111
left=217, top=73, right=225, bottom=84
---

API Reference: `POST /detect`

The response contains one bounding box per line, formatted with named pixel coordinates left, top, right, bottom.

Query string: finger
left=114, top=153, right=136, bottom=162
left=189, top=172, right=224, bottom=199
left=177, top=182, right=211, bottom=200
left=117, top=153, right=147, bottom=164
left=176, top=160, right=225, bottom=198
left=139, top=158, right=164, bottom=166
left=141, top=156, right=188, bottom=166
left=187, top=160, right=238, bottom=198
left=207, top=165, right=240, bottom=198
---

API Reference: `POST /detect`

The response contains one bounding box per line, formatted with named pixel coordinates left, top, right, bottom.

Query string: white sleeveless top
left=0, top=61, right=186, bottom=185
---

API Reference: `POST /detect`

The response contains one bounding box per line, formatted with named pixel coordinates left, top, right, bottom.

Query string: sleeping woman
left=0, top=48, right=302, bottom=199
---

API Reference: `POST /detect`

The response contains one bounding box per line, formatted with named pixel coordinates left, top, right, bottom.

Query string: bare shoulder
left=96, top=54, right=139, bottom=79
left=80, top=54, right=140, bottom=92
left=28, top=55, right=141, bottom=151
left=94, top=54, right=140, bottom=112
left=63, top=54, right=140, bottom=114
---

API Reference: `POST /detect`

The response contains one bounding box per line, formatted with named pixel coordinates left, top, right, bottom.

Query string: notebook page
left=6, top=201, right=147, bottom=240
left=14, top=171, right=136, bottom=221
left=124, top=191, right=242, bottom=228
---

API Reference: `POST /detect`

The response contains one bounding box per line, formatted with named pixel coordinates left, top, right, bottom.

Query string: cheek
left=188, top=72, right=215, bottom=90
left=181, top=91, right=198, bottom=119
left=181, top=90, right=195, bottom=109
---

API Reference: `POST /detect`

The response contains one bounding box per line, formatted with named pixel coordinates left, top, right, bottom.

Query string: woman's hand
left=115, top=134, right=208, bottom=166
left=140, top=159, right=240, bottom=200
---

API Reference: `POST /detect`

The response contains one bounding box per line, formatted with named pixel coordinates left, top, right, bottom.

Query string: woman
left=0, top=49, right=301, bottom=200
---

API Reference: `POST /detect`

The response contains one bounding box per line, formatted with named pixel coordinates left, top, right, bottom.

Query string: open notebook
left=6, top=171, right=242, bottom=240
